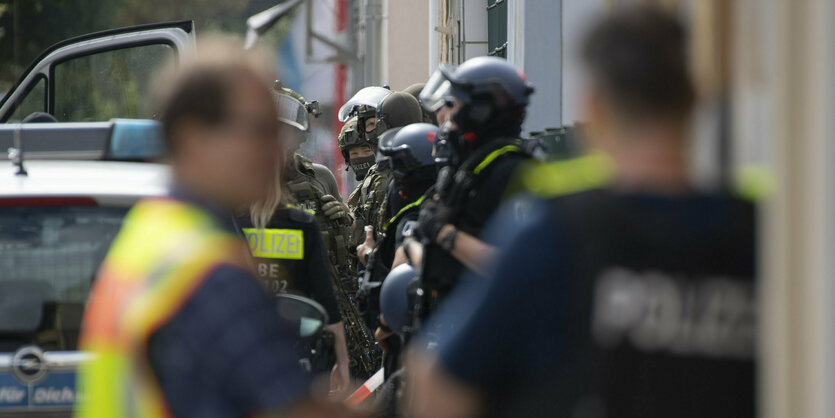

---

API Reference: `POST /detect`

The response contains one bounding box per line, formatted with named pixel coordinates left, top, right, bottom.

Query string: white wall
left=507, top=0, right=563, bottom=134
left=560, top=0, right=606, bottom=126
left=383, top=0, right=430, bottom=90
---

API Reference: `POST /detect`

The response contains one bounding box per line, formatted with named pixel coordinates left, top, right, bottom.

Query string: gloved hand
left=416, top=200, right=452, bottom=244
left=321, top=194, right=351, bottom=224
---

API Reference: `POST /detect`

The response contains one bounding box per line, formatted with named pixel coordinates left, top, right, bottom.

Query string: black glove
left=416, top=200, right=452, bottom=244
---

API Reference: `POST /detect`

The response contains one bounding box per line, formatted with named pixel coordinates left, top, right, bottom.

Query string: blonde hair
left=248, top=145, right=287, bottom=230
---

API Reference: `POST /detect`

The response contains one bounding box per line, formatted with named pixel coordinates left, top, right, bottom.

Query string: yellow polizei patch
left=242, top=228, right=305, bottom=260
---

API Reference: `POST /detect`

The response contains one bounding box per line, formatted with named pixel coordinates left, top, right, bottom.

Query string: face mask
left=350, top=155, right=376, bottom=181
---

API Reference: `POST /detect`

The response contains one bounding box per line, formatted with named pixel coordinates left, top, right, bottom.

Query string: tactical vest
left=504, top=188, right=756, bottom=418
left=366, top=194, right=427, bottom=284
left=76, top=198, right=253, bottom=418
left=287, top=155, right=380, bottom=378
left=347, top=163, right=393, bottom=245
left=286, top=154, right=353, bottom=281
left=421, top=139, right=532, bottom=311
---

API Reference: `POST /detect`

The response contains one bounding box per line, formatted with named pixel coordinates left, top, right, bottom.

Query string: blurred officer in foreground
left=77, top=38, right=346, bottom=417
left=407, top=7, right=756, bottom=418
left=409, top=56, right=535, bottom=318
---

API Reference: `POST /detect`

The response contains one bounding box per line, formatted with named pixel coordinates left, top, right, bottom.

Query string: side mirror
left=275, top=294, right=328, bottom=339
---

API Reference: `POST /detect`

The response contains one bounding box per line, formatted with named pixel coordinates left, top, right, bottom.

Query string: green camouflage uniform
left=347, top=162, right=393, bottom=246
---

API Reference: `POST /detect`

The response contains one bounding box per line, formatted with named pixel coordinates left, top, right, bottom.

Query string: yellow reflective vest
left=75, top=198, right=253, bottom=418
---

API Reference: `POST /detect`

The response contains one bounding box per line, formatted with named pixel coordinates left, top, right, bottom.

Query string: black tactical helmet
left=372, top=92, right=423, bottom=142
left=420, top=56, right=534, bottom=142
left=403, top=82, right=437, bottom=125
left=377, top=123, right=438, bottom=181
left=338, top=86, right=393, bottom=141
left=379, top=263, right=419, bottom=335
left=338, top=86, right=393, bottom=122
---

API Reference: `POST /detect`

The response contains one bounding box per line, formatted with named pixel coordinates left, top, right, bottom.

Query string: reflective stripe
left=521, top=153, right=613, bottom=198
left=243, top=228, right=305, bottom=260
left=522, top=154, right=772, bottom=201
left=473, top=145, right=523, bottom=175
left=383, top=195, right=427, bottom=231
left=733, top=164, right=773, bottom=201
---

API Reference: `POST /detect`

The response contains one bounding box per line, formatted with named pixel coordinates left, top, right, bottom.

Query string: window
left=0, top=205, right=128, bottom=351
left=487, top=0, right=508, bottom=58
left=7, top=77, right=46, bottom=122
left=53, top=43, right=174, bottom=122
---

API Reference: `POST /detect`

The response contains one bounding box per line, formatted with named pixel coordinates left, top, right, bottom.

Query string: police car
left=0, top=120, right=170, bottom=416
left=0, top=19, right=192, bottom=416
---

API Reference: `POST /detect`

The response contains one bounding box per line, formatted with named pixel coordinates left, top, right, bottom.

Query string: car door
left=0, top=20, right=195, bottom=123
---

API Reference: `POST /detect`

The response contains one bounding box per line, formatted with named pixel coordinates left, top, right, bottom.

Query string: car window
left=0, top=205, right=127, bottom=351
left=53, top=43, right=174, bottom=122
left=6, top=77, right=46, bottom=122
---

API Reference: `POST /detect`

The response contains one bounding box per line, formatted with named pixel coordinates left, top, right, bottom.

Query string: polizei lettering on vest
left=242, top=228, right=304, bottom=260
left=591, top=267, right=755, bottom=359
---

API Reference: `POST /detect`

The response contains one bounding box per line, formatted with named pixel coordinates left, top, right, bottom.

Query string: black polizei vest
left=505, top=188, right=756, bottom=418
left=237, top=208, right=310, bottom=299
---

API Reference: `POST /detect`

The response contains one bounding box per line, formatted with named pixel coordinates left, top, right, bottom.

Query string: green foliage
left=0, top=0, right=286, bottom=93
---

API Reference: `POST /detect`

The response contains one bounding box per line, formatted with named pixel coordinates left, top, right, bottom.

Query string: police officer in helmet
left=357, top=122, right=438, bottom=357
left=338, top=86, right=393, bottom=182
left=408, top=7, right=756, bottom=418
left=273, top=84, right=347, bottom=223
left=346, top=91, right=424, bottom=253
left=338, top=116, right=375, bottom=181
left=410, top=55, right=536, bottom=317
left=358, top=123, right=439, bottom=417
left=358, top=122, right=438, bottom=282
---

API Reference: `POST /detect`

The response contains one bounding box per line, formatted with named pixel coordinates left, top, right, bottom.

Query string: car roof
left=0, top=160, right=170, bottom=206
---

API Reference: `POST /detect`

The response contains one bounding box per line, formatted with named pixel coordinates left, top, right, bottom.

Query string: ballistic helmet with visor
left=420, top=56, right=533, bottom=140
left=337, top=86, right=393, bottom=122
